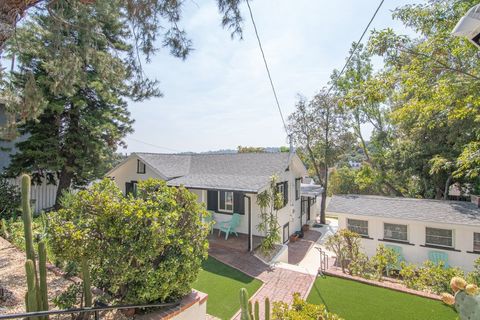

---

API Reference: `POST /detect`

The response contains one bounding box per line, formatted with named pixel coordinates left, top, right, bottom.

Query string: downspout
left=244, top=194, right=252, bottom=252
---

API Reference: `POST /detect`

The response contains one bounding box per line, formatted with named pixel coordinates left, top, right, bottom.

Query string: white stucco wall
left=334, top=212, right=480, bottom=272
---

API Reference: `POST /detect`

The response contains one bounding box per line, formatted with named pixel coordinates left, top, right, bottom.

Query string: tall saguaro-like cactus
left=239, top=288, right=271, bottom=320
left=22, top=174, right=36, bottom=266
left=21, top=174, right=49, bottom=318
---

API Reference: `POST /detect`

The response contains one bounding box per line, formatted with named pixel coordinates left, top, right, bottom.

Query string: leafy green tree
left=48, top=178, right=209, bottom=303
left=237, top=146, right=266, bottom=153
left=364, top=0, right=480, bottom=199
left=328, top=167, right=360, bottom=196
left=288, top=91, right=354, bottom=224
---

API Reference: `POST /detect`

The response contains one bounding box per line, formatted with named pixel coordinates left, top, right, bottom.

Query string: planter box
left=290, top=234, right=299, bottom=242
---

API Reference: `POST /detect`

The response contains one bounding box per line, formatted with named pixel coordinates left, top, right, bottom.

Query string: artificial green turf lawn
left=307, top=276, right=457, bottom=320
left=192, top=256, right=262, bottom=319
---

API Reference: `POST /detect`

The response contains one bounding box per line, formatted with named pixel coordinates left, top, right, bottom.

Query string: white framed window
left=347, top=219, right=368, bottom=237
left=474, top=233, right=480, bottom=252
left=218, top=191, right=234, bottom=213
left=384, top=223, right=408, bottom=242
left=137, top=160, right=146, bottom=174
left=426, top=227, right=453, bottom=248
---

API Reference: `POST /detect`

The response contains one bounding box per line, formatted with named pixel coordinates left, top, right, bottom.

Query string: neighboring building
left=107, top=152, right=319, bottom=251
left=0, top=101, right=57, bottom=213
left=328, top=194, right=480, bottom=271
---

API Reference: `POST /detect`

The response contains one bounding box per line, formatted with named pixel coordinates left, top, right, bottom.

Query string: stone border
left=322, top=268, right=442, bottom=301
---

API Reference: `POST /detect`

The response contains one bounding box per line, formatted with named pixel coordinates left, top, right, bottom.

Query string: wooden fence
left=9, top=177, right=58, bottom=213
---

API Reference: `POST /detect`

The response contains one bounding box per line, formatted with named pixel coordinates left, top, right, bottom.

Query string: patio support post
left=245, top=195, right=252, bottom=252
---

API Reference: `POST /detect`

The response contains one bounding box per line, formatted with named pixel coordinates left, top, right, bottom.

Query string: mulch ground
left=0, top=236, right=74, bottom=315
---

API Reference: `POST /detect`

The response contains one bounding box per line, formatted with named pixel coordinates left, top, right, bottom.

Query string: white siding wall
left=107, top=156, right=163, bottom=194
left=335, top=213, right=480, bottom=272
left=10, top=178, right=58, bottom=213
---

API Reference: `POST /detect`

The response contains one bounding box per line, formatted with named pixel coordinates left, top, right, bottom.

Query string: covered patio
left=208, top=229, right=264, bottom=252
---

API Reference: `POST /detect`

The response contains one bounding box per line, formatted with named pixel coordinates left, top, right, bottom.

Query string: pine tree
left=6, top=2, right=136, bottom=205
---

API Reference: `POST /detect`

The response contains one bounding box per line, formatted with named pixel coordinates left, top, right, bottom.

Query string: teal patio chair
left=218, top=213, right=241, bottom=240
left=428, top=250, right=449, bottom=268
left=385, top=244, right=406, bottom=276
left=204, top=211, right=216, bottom=234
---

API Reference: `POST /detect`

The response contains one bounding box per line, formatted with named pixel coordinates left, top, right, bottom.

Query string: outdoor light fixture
left=452, top=4, right=480, bottom=48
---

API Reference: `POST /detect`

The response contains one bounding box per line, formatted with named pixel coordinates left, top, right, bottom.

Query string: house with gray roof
left=107, top=152, right=320, bottom=251
left=327, top=194, right=480, bottom=271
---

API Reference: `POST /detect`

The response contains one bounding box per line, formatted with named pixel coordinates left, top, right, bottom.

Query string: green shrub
left=0, top=177, right=21, bottom=220
left=48, top=178, right=209, bottom=304
left=467, top=257, right=480, bottom=286
left=325, top=229, right=362, bottom=274
left=370, top=245, right=398, bottom=280
left=400, top=261, right=464, bottom=294
left=272, top=293, right=343, bottom=319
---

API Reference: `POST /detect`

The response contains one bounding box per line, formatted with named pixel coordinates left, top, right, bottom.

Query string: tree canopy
left=315, top=0, right=480, bottom=199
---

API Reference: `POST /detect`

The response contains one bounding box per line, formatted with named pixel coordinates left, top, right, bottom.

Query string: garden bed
left=253, top=244, right=287, bottom=264
left=0, top=236, right=74, bottom=315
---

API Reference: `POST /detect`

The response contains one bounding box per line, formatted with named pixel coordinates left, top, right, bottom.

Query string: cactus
left=81, top=256, right=92, bottom=308
left=25, top=260, right=39, bottom=320
left=442, top=277, right=480, bottom=320
left=254, top=301, right=259, bottom=320
left=38, top=241, right=49, bottom=315
left=264, top=298, right=270, bottom=320
left=239, top=288, right=271, bottom=320
left=239, top=288, right=252, bottom=320
left=22, top=174, right=36, bottom=266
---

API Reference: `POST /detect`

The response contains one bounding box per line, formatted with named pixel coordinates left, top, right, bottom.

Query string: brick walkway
left=209, top=243, right=316, bottom=319
left=288, top=230, right=321, bottom=265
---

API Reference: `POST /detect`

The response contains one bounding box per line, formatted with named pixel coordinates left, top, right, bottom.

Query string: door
left=283, top=223, right=290, bottom=244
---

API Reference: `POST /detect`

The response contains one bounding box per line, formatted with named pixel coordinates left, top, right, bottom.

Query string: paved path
left=209, top=244, right=316, bottom=320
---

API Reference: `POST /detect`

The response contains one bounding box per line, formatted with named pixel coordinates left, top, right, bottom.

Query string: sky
left=124, top=0, right=420, bottom=154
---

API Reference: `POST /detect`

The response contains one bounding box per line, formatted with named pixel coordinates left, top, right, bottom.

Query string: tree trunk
left=0, top=0, right=43, bottom=47
left=443, top=175, right=452, bottom=200
left=54, top=167, right=73, bottom=209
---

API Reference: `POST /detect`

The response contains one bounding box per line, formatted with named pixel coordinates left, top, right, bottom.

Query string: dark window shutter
left=284, top=181, right=288, bottom=206
left=234, top=192, right=245, bottom=215
left=207, top=190, right=218, bottom=211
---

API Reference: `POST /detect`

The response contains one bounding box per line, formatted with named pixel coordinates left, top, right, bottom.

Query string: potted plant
left=290, top=233, right=299, bottom=242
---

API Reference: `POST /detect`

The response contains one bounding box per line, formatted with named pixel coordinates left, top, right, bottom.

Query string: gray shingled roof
left=327, top=194, right=480, bottom=226
left=135, top=152, right=293, bottom=192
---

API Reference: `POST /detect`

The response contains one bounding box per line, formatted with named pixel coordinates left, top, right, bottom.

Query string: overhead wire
left=326, top=0, right=385, bottom=95
left=246, top=0, right=289, bottom=138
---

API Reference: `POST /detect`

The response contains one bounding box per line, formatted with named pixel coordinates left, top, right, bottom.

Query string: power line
left=246, top=0, right=289, bottom=137
left=327, top=0, right=385, bottom=95
left=127, top=137, right=181, bottom=153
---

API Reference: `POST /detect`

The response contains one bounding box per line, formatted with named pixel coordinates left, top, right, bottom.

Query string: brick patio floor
left=287, top=230, right=321, bottom=265
left=209, top=241, right=316, bottom=319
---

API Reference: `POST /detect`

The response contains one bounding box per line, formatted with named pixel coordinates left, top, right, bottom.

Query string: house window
left=474, top=233, right=480, bottom=252
left=275, top=182, right=288, bottom=208
left=384, top=223, right=408, bottom=242
left=295, top=178, right=301, bottom=200
left=426, top=227, right=453, bottom=248
left=125, top=181, right=138, bottom=197
left=137, top=160, right=146, bottom=174
left=347, top=219, right=368, bottom=237
left=218, top=191, right=234, bottom=213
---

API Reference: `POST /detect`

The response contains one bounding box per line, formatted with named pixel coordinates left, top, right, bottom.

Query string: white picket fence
left=9, top=177, right=58, bottom=213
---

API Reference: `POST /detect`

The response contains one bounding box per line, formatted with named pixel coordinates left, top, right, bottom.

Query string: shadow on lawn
left=201, top=256, right=255, bottom=284
left=311, top=276, right=331, bottom=311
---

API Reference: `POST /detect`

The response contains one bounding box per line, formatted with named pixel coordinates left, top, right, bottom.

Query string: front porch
left=208, top=229, right=263, bottom=252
